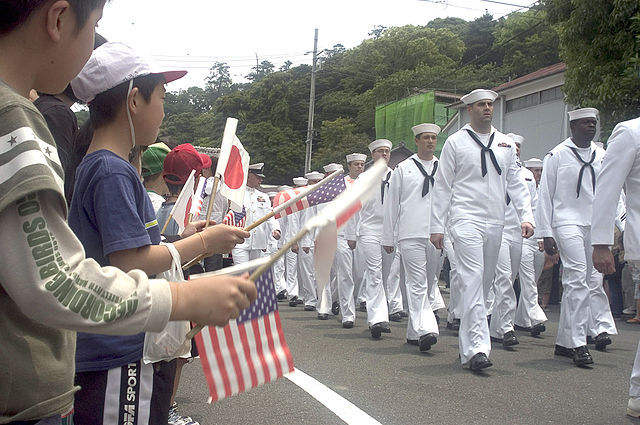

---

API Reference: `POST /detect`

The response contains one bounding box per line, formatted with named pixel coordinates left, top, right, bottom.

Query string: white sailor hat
left=411, top=123, right=441, bottom=136
left=278, top=185, right=292, bottom=191
left=346, top=153, right=367, bottom=163
left=305, top=171, right=324, bottom=181
left=568, top=107, right=599, bottom=122
left=292, top=177, right=308, bottom=186
left=461, top=89, right=498, bottom=105
left=249, top=162, right=265, bottom=178
left=323, top=163, right=344, bottom=173
left=267, top=191, right=278, bottom=198
left=368, top=139, right=392, bottom=153
left=524, top=157, right=543, bottom=168
left=506, top=133, right=525, bottom=145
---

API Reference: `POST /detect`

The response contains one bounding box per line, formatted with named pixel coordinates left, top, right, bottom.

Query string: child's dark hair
left=165, top=180, right=184, bottom=196
left=89, top=74, right=166, bottom=129
left=0, top=0, right=106, bottom=35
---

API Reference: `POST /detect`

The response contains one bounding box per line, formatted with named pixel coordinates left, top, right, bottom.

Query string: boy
left=68, top=41, right=251, bottom=424
left=142, top=141, right=171, bottom=213
left=0, top=2, right=255, bottom=423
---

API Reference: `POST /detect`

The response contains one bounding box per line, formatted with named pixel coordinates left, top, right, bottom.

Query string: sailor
left=430, top=88, right=534, bottom=371
left=590, top=116, right=640, bottom=418
left=537, top=107, right=617, bottom=366
left=514, top=157, right=548, bottom=335
left=267, top=191, right=287, bottom=298
left=350, top=139, right=394, bottom=339
left=489, top=133, right=542, bottom=347
left=383, top=123, right=441, bottom=351
left=322, top=163, right=345, bottom=317
left=231, top=163, right=281, bottom=264
left=338, top=153, right=367, bottom=328
left=286, top=177, right=308, bottom=307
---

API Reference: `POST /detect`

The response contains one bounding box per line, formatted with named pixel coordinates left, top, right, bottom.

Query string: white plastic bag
left=143, top=242, right=191, bottom=364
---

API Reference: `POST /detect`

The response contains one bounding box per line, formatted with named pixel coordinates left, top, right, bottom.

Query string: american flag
left=272, top=174, right=347, bottom=219
left=190, top=177, right=208, bottom=218
left=194, top=267, right=294, bottom=403
left=222, top=207, right=247, bottom=227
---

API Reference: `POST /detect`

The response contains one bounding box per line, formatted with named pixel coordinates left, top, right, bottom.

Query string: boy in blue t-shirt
left=68, top=42, right=251, bottom=425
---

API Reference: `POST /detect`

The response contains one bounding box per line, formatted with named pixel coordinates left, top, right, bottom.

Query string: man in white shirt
left=430, top=89, right=534, bottom=371
left=339, top=153, right=367, bottom=328
left=490, top=134, right=544, bottom=347
left=232, top=163, right=281, bottom=264
left=350, top=140, right=394, bottom=338
left=286, top=177, right=308, bottom=307
left=383, top=123, right=441, bottom=352
left=590, top=117, right=640, bottom=418
left=536, top=107, right=617, bottom=367
left=514, top=157, right=548, bottom=336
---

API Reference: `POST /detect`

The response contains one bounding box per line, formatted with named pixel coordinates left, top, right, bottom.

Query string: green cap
left=142, top=142, right=171, bottom=177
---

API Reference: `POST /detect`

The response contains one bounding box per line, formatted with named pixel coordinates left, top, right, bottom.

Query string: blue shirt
left=69, top=150, right=161, bottom=372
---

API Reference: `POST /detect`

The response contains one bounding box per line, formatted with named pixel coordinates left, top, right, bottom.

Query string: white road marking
left=285, top=367, right=382, bottom=425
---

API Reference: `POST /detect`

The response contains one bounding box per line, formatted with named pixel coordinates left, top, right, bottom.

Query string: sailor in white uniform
left=383, top=123, right=441, bottom=352
left=351, top=139, right=394, bottom=338
left=322, top=163, right=344, bottom=317
left=430, top=89, right=534, bottom=371
left=590, top=117, right=640, bottom=418
left=286, top=177, right=308, bottom=307
left=339, top=153, right=367, bottom=328
left=267, top=191, right=287, bottom=298
left=537, top=107, right=617, bottom=366
left=232, top=163, right=281, bottom=264
left=489, top=133, right=542, bottom=347
left=514, top=157, right=548, bottom=335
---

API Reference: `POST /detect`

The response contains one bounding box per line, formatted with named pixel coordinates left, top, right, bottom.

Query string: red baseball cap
left=200, top=154, right=212, bottom=169
left=163, top=143, right=203, bottom=184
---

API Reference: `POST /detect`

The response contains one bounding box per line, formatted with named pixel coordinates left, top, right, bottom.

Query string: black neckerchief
left=411, top=158, right=438, bottom=197
left=568, top=146, right=596, bottom=198
left=381, top=171, right=391, bottom=204
left=465, top=129, right=502, bottom=177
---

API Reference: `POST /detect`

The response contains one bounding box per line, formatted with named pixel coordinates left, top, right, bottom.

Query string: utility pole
left=304, top=29, right=318, bottom=173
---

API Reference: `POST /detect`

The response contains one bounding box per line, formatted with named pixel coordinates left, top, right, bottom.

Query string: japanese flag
left=215, top=118, right=250, bottom=211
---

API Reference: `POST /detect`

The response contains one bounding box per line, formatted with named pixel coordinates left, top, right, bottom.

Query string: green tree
left=544, top=0, right=640, bottom=134
left=205, top=61, right=233, bottom=99
left=313, top=118, right=371, bottom=170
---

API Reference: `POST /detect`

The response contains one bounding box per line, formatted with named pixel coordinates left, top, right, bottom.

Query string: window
left=540, top=86, right=564, bottom=103
left=506, top=93, right=539, bottom=113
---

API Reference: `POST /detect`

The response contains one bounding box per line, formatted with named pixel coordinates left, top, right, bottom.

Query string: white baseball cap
left=72, top=42, right=187, bottom=104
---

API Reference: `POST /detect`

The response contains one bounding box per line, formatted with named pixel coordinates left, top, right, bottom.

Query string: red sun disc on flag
left=225, top=145, right=244, bottom=189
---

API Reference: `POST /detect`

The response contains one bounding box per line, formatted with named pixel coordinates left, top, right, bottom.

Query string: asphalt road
left=177, top=290, right=640, bottom=425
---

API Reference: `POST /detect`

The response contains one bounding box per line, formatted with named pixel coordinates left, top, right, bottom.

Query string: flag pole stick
left=160, top=213, right=174, bottom=234
left=182, top=175, right=221, bottom=269
left=185, top=224, right=312, bottom=340
left=243, top=168, right=342, bottom=232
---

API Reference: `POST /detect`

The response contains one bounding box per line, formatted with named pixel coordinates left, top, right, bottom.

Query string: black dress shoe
left=573, top=345, right=594, bottom=366
left=317, top=313, right=329, bottom=320
left=469, top=352, right=493, bottom=371
left=530, top=323, right=546, bottom=336
left=586, top=335, right=595, bottom=345
left=446, top=319, right=460, bottom=331
left=359, top=301, right=367, bottom=312
left=514, top=324, right=532, bottom=332
left=342, top=321, right=354, bottom=329
left=594, top=332, right=612, bottom=351
left=502, top=330, right=519, bottom=347
left=389, top=312, right=402, bottom=322
left=331, top=301, right=340, bottom=315
left=406, top=339, right=419, bottom=346
left=419, top=333, right=438, bottom=352
left=554, top=344, right=575, bottom=358
left=304, top=305, right=316, bottom=311
left=288, top=296, right=299, bottom=307
left=399, top=311, right=409, bottom=318
left=276, top=290, right=287, bottom=300
left=380, top=322, right=392, bottom=333
left=370, top=323, right=384, bottom=339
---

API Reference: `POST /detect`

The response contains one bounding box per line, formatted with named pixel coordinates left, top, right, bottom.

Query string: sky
left=97, top=0, right=534, bottom=92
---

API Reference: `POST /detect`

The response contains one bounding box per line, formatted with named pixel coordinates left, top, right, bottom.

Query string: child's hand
left=170, top=272, right=257, bottom=326
left=200, top=225, right=249, bottom=254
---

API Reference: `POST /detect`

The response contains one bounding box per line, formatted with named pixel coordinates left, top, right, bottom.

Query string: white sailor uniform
left=232, top=187, right=280, bottom=264
left=431, top=124, right=534, bottom=365
left=536, top=138, right=617, bottom=349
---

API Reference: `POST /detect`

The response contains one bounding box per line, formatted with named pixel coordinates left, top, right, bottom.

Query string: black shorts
left=73, top=359, right=176, bottom=425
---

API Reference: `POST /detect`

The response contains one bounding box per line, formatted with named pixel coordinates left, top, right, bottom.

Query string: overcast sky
left=97, top=0, right=532, bottom=91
